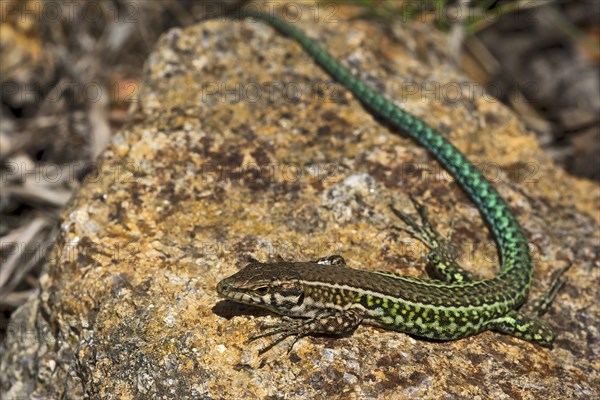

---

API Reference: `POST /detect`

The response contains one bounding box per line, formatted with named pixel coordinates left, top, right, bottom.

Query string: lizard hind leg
left=521, top=263, right=572, bottom=317
left=487, top=264, right=571, bottom=347
left=486, top=310, right=555, bottom=348
left=390, top=196, right=476, bottom=284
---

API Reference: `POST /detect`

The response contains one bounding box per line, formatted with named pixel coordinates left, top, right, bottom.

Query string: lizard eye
left=256, top=286, right=270, bottom=296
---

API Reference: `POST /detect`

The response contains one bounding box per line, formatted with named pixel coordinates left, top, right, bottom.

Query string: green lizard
left=216, top=10, right=570, bottom=354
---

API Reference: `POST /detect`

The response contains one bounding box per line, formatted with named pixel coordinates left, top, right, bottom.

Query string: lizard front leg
left=247, top=308, right=363, bottom=354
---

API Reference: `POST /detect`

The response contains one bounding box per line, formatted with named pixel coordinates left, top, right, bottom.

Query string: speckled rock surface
left=2, top=7, right=599, bottom=400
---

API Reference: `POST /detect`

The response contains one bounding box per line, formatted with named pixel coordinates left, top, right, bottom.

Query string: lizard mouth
left=217, top=278, right=263, bottom=305
left=216, top=277, right=233, bottom=296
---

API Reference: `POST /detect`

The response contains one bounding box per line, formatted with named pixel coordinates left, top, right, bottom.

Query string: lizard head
left=216, top=261, right=305, bottom=314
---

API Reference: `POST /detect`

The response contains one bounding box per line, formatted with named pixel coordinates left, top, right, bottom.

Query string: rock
left=2, top=7, right=598, bottom=399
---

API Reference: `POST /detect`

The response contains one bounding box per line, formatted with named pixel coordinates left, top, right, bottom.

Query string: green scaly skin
left=216, top=11, right=570, bottom=353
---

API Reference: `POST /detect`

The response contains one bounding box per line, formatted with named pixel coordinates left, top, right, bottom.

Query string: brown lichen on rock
left=2, top=6, right=599, bottom=400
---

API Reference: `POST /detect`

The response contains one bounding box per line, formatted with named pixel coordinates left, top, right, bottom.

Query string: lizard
left=215, top=10, right=570, bottom=354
